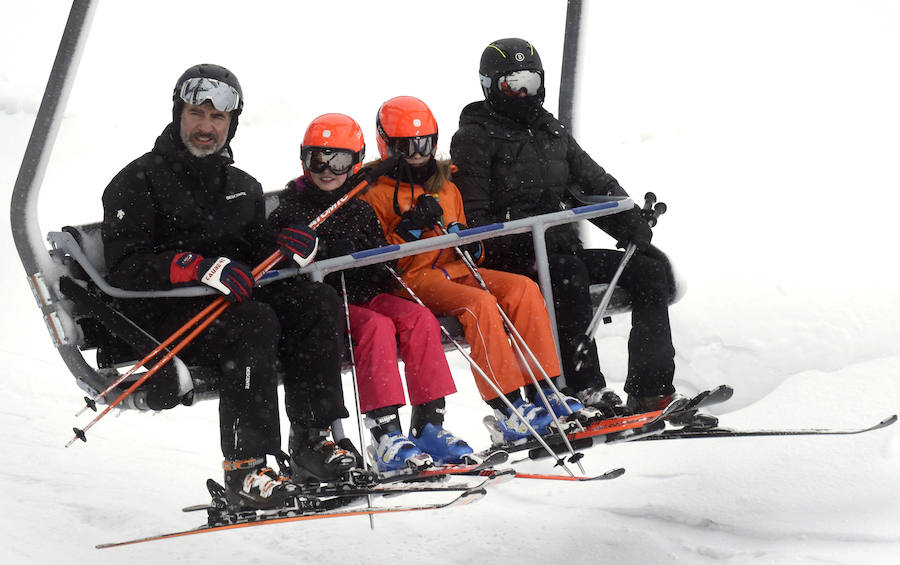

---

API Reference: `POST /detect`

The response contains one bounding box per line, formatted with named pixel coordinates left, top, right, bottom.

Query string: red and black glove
left=277, top=223, right=319, bottom=268
left=170, top=252, right=254, bottom=303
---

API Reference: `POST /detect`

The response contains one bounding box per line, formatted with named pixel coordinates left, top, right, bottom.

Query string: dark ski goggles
left=387, top=134, right=437, bottom=158
left=497, top=70, right=543, bottom=98
left=178, top=77, right=241, bottom=112
left=301, top=147, right=360, bottom=175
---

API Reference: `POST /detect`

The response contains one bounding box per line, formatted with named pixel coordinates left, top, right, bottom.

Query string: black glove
left=196, top=257, right=254, bottom=303
left=394, top=194, right=445, bottom=242
left=615, top=212, right=653, bottom=252
left=324, top=238, right=355, bottom=258
left=406, top=194, right=444, bottom=229
left=446, top=222, right=483, bottom=262
left=277, top=223, right=319, bottom=267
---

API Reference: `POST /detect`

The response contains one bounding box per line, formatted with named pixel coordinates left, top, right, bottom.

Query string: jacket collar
left=459, top=100, right=565, bottom=137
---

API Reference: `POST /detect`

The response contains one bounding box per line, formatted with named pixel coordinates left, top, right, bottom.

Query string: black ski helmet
left=172, top=63, right=244, bottom=147
left=479, top=38, right=545, bottom=106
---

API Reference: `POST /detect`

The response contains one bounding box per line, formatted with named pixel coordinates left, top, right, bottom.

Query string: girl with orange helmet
left=361, top=97, right=586, bottom=443
left=268, top=113, right=473, bottom=473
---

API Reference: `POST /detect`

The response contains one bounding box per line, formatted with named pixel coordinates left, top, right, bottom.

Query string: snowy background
left=2, top=1, right=899, bottom=563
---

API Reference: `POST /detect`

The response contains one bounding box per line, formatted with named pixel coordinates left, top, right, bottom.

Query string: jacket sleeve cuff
left=169, top=252, right=204, bottom=284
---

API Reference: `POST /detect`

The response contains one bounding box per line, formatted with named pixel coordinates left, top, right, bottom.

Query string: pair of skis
left=97, top=485, right=488, bottom=549
left=483, top=385, right=897, bottom=461
left=97, top=463, right=500, bottom=549
left=483, top=385, right=733, bottom=461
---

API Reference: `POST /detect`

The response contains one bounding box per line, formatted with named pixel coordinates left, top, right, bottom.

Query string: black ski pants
left=153, top=278, right=347, bottom=460
left=492, top=246, right=676, bottom=398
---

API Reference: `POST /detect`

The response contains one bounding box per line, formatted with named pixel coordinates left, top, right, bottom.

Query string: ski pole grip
left=646, top=201, right=667, bottom=228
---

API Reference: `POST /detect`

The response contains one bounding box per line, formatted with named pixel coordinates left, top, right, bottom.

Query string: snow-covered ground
left=2, top=1, right=899, bottom=563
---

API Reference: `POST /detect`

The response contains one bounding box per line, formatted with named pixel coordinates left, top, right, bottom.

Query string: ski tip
left=463, top=487, right=488, bottom=498
left=485, top=450, right=510, bottom=465
left=450, top=487, right=487, bottom=507
left=879, top=414, right=898, bottom=427
left=601, top=467, right=626, bottom=480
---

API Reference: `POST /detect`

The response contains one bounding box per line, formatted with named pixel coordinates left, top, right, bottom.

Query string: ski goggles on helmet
left=178, top=77, right=241, bottom=112
left=497, top=70, right=543, bottom=98
left=301, top=147, right=360, bottom=175
left=386, top=134, right=438, bottom=159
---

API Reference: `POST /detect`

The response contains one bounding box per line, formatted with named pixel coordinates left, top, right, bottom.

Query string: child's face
left=404, top=154, right=430, bottom=167
left=309, top=169, right=348, bottom=192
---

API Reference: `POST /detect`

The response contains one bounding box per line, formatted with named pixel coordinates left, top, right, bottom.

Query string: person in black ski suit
left=101, top=64, right=356, bottom=508
left=450, top=38, right=682, bottom=415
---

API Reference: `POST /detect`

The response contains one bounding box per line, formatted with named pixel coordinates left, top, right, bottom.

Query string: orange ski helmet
left=301, top=113, right=366, bottom=175
left=375, top=96, right=439, bottom=160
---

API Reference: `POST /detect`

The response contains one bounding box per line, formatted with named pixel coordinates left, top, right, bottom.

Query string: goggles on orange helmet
left=497, top=70, right=543, bottom=98
left=178, top=77, right=241, bottom=112
left=386, top=134, right=437, bottom=159
left=301, top=147, right=360, bottom=175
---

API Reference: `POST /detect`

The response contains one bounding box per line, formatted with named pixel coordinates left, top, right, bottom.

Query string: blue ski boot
left=410, top=423, right=474, bottom=465
left=493, top=399, right=553, bottom=442
left=538, top=388, right=604, bottom=424
left=373, top=430, right=433, bottom=473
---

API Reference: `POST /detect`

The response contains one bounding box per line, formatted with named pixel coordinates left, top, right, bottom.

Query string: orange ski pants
left=405, top=267, right=561, bottom=401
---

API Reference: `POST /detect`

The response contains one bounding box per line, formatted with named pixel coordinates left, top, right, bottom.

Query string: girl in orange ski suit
left=361, top=159, right=561, bottom=403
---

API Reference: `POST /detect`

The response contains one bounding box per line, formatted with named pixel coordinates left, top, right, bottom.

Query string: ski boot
left=336, top=437, right=365, bottom=468
left=223, top=457, right=298, bottom=510
left=409, top=422, right=474, bottom=465
left=577, top=386, right=631, bottom=417
left=289, top=427, right=358, bottom=483
left=491, top=399, right=553, bottom=443
left=373, top=430, right=433, bottom=473
left=537, top=388, right=604, bottom=426
left=626, top=392, right=718, bottom=429
left=626, top=392, right=684, bottom=414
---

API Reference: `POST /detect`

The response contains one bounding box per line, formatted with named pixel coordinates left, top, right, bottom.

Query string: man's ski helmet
left=375, top=96, right=439, bottom=160
left=172, top=63, right=244, bottom=146
left=479, top=38, right=546, bottom=109
left=300, top=113, right=366, bottom=176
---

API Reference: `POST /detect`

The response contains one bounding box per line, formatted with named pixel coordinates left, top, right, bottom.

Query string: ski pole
left=339, top=273, right=376, bottom=530
left=73, top=252, right=279, bottom=417
left=573, top=192, right=666, bottom=371
left=434, top=224, right=585, bottom=471
left=68, top=176, right=375, bottom=445
left=383, top=265, right=574, bottom=476
left=66, top=255, right=279, bottom=447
